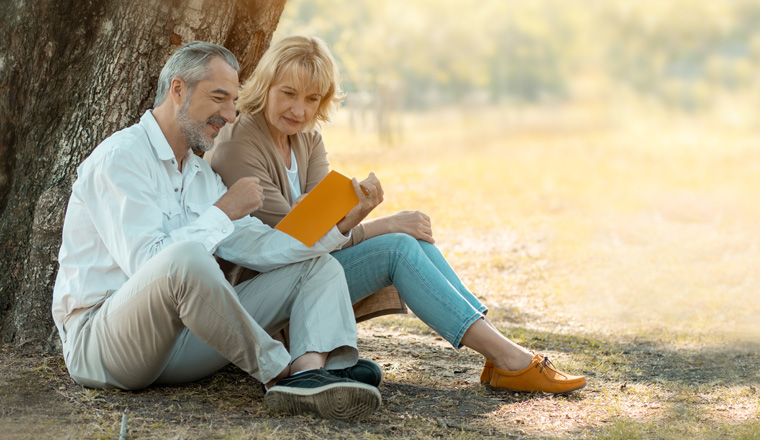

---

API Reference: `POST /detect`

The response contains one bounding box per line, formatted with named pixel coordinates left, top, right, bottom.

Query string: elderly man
left=52, top=41, right=383, bottom=421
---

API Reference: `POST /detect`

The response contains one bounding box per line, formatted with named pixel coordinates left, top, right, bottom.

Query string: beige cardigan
left=205, top=111, right=406, bottom=323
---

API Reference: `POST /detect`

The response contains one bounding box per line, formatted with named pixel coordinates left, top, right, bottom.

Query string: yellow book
left=275, top=170, right=358, bottom=247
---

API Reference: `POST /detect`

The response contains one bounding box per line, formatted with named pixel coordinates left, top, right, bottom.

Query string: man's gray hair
left=154, top=41, right=240, bottom=107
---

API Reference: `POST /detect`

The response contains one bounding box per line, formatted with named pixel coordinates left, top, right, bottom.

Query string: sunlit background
left=273, top=0, right=760, bottom=346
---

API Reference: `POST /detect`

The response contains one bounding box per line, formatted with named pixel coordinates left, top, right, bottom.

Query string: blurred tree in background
left=601, top=0, right=760, bottom=111
left=274, top=0, right=760, bottom=120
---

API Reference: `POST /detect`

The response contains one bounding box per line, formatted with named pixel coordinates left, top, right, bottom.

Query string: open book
left=275, top=170, right=359, bottom=246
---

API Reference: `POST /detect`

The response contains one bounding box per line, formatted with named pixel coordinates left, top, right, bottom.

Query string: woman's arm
left=336, top=173, right=384, bottom=235
left=302, top=132, right=434, bottom=244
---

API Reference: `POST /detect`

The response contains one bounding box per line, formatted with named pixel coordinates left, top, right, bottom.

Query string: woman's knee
left=374, top=233, right=423, bottom=259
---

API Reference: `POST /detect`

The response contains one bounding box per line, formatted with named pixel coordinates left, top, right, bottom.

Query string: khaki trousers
left=61, top=241, right=357, bottom=390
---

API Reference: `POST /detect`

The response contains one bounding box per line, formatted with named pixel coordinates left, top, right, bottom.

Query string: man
left=52, top=41, right=384, bottom=421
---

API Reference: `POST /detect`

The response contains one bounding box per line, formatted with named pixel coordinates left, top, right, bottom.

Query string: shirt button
left=222, top=229, right=228, bottom=233
left=174, top=188, right=179, bottom=192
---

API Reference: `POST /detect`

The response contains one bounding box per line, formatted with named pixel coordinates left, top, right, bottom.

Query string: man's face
left=177, top=57, right=239, bottom=152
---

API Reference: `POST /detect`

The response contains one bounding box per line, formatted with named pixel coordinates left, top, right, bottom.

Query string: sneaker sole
left=264, top=382, right=381, bottom=421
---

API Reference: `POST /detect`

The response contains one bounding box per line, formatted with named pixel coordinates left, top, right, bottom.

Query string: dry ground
left=2, top=102, right=759, bottom=439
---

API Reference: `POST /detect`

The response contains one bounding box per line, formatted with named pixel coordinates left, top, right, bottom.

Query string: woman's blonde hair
left=237, top=35, right=344, bottom=131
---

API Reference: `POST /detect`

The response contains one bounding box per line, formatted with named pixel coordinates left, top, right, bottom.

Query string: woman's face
left=264, top=71, right=322, bottom=137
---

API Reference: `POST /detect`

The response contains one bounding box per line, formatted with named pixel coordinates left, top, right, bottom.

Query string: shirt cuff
left=200, top=205, right=235, bottom=250
left=326, top=225, right=351, bottom=250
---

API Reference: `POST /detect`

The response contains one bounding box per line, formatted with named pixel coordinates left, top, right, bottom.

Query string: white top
left=286, top=147, right=302, bottom=200
left=52, top=110, right=349, bottom=332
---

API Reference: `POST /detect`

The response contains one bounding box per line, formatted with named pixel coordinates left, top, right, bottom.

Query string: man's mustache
left=208, top=116, right=226, bottom=126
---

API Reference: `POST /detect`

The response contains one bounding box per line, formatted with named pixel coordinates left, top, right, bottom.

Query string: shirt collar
left=140, top=110, right=178, bottom=162
left=140, top=110, right=202, bottom=170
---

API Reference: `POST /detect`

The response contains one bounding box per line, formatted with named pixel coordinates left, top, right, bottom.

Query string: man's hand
left=214, top=177, right=265, bottom=221
left=337, top=172, right=383, bottom=234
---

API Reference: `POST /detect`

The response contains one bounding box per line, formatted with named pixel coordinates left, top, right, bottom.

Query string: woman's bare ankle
left=493, top=350, right=533, bottom=371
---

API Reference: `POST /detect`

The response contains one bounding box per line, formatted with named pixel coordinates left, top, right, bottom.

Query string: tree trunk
left=0, top=0, right=286, bottom=350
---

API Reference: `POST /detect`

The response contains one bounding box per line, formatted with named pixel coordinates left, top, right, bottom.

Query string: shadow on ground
left=1, top=322, right=758, bottom=439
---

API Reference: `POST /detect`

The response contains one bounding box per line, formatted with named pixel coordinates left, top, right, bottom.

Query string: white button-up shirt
left=52, top=111, right=349, bottom=333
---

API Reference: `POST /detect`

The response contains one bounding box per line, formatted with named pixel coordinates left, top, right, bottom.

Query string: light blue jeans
left=331, top=233, right=487, bottom=348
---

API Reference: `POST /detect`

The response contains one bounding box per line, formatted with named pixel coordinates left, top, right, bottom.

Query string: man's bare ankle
left=266, top=365, right=291, bottom=389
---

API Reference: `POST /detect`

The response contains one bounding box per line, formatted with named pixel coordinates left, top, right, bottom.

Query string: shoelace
left=535, top=355, right=568, bottom=379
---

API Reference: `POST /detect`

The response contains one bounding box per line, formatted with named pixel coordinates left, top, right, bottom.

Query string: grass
left=324, top=101, right=760, bottom=437
left=325, top=101, right=760, bottom=342
left=2, top=101, right=759, bottom=438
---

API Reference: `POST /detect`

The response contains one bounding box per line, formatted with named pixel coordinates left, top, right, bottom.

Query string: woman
left=205, top=35, right=585, bottom=394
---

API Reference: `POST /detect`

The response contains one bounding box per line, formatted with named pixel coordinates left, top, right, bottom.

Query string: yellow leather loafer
left=480, top=359, right=495, bottom=384
left=489, top=354, right=586, bottom=394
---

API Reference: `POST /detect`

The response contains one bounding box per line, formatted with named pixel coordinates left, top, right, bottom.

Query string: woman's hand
left=387, top=210, right=435, bottom=243
left=292, top=193, right=307, bottom=206
left=363, top=210, right=435, bottom=243
left=337, top=172, right=383, bottom=234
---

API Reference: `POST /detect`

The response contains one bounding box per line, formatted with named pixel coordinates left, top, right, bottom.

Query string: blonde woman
left=205, top=35, right=586, bottom=394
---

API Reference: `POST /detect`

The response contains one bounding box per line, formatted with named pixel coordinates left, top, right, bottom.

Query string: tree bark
left=0, top=0, right=286, bottom=350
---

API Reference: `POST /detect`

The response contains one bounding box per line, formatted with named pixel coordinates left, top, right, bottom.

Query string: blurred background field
left=275, top=0, right=760, bottom=347
left=327, top=103, right=760, bottom=346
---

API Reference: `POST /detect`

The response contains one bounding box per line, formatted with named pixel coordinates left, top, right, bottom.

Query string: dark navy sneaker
left=264, top=369, right=381, bottom=421
left=329, top=358, right=383, bottom=387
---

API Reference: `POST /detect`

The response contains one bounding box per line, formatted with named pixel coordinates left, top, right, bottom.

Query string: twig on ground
left=435, top=417, right=483, bottom=433
left=119, top=409, right=129, bottom=440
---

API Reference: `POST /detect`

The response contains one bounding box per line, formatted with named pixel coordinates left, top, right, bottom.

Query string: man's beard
left=177, top=98, right=226, bottom=153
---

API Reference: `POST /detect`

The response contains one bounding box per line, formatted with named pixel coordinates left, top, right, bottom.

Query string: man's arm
left=79, top=147, right=233, bottom=277
left=213, top=174, right=352, bottom=272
